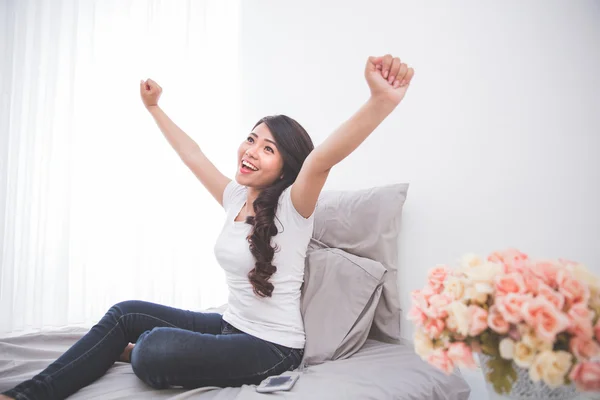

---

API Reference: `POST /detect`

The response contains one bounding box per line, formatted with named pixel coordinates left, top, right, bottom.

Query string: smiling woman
left=2, top=53, right=414, bottom=399
left=233, top=115, right=315, bottom=298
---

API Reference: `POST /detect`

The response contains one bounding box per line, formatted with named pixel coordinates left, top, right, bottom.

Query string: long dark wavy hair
left=245, top=115, right=314, bottom=298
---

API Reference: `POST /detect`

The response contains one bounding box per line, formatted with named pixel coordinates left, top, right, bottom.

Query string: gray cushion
left=300, top=243, right=386, bottom=365
left=312, top=183, right=409, bottom=343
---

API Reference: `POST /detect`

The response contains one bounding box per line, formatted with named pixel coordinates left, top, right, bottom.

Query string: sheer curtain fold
left=0, top=0, right=241, bottom=336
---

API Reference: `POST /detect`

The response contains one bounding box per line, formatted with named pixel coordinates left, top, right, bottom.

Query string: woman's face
left=236, top=123, right=284, bottom=189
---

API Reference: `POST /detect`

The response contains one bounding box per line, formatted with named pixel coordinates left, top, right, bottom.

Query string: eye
left=265, top=146, right=274, bottom=153
left=247, top=136, right=254, bottom=143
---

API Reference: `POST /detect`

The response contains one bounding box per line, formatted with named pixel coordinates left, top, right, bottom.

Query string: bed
left=1, top=185, right=472, bottom=398
left=0, top=326, right=470, bottom=399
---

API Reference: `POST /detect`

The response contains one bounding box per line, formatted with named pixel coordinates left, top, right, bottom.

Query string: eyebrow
left=250, top=132, right=277, bottom=146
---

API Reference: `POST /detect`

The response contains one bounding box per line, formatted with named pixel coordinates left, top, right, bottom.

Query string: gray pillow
left=300, top=243, right=386, bottom=365
left=312, top=183, right=409, bottom=343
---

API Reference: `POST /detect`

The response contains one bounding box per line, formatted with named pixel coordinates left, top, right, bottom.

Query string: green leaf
left=480, top=330, right=500, bottom=357
left=485, top=357, right=517, bottom=395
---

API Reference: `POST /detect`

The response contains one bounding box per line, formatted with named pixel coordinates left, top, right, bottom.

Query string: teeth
left=242, top=160, right=258, bottom=171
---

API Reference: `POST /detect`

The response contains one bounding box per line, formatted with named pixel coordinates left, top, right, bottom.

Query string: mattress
left=0, top=326, right=470, bottom=399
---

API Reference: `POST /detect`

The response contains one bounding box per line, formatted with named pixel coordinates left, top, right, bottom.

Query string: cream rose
left=562, top=261, right=600, bottom=291
left=529, top=350, right=573, bottom=388
left=521, top=332, right=553, bottom=353
left=413, top=329, right=434, bottom=358
left=513, top=341, right=537, bottom=368
left=499, top=338, right=515, bottom=360
left=462, top=261, right=503, bottom=285
left=464, top=285, right=489, bottom=305
left=460, top=253, right=484, bottom=269
left=446, top=301, right=470, bottom=336
left=442, top=277, right=467, bottom=301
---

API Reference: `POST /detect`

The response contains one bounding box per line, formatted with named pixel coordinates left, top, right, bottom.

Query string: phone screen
left=266, top=376, right=292, bottom=387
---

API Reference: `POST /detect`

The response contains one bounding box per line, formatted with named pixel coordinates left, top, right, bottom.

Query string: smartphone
left=255, top=373, right=300, bottom=393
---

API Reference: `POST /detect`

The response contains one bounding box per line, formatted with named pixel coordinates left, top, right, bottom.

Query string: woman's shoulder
left=223, top=180, right=247, bottom=211
left=277, top=185, right=314, bottom=228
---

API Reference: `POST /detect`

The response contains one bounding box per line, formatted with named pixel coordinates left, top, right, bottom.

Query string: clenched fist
left=365, top=54, right=414, bottom=105
left=140, top=79, right=162, bottom=109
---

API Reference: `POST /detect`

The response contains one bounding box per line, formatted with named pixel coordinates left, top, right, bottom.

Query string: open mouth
left=241, top=159, right=258, bottom=172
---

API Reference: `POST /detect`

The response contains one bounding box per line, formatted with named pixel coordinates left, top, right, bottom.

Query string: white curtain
left=0, top=0, right=242, bottom=336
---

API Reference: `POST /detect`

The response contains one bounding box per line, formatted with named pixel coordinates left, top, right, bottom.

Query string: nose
left=245, top=147, right=257, bottom=159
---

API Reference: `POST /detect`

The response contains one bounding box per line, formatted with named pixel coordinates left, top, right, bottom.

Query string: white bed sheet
left=0, top=326, right=470, bottom=399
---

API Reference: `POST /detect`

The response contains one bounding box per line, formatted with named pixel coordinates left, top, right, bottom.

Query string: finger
left=381, top=54, right=393, bottom=79
left=367, top=56, right=384, bottom=72
left=396, top=63, right=409, bottom=84
left=147, top=79, right=158, bottom=89
left=401, top=67, right=415, bottom=86
left=388, top=58, right=401, bottom=84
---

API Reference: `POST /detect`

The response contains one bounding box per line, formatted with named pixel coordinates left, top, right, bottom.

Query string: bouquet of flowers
left=408, top=249, right=600, bottom=395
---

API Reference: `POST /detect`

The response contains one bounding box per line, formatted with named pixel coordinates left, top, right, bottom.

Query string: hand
left=365, top=54, right=414, bottom=105
left=140, top=78, right=162, bottom=109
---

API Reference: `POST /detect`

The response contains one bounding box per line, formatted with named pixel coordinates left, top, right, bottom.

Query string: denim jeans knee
left=130, top=328, right=168, bottom=389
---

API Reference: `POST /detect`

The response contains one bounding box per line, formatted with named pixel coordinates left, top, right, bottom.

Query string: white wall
left=239, top=0, right=600, bottom=340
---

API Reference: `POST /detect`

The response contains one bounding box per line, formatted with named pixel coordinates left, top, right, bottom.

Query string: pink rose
left=488, top=249, right=529, bottom=274
left=595, top=320, right=600, bottom=343
left=522, top=296, right=570, bottom=343
left=447, top=342, right=477, bottom=369
left=532, top=261, right=560, bottom=288
left=556, top=269, right=590, bottom=306
left=567, top=302, right=595, bottom=339
left=411, top=289, right=430, bottom=311
left=426, top=348, right=455, bottom=375
left=468, top=305, right=489, bottom=336
left=496, top=293, right=532, bottom=324
left=494, top=272, right=527, bottom=296
left=422, top=285, right=437, bottom=299
left=487, top=305, right=510, bottom=334
left=537, top=282, right=565, bottom=311
left=423, top=318, right=445, bottom=339
left=411, top=286, right=436, bottom=305
left=428, top=265, right=450, bottom=292
left=569, top=361, right=600, bottom=392
left=426, top=294, right=453, bottom=319
left=570, top=336, right=600, bottom=361
left=407, top=305, right=428, bottom=326
left=522, top=270, right=542, bottom=295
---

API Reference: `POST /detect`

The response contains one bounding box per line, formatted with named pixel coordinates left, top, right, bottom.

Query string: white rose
left=529, top=352, right=548, bottom=382
left=529, top=351, right=572, bottom=388
left=513, top=341, right=536, bottom=368
left=446, top=301, right=470, bottom=336
left=460, top=253, right=483, bottom=269
left=413, top=329, right=434, bottom=358
left=442, top=277, right=466, bottom=301
left=499, top=338, right=515, bottom=360
left=521, top=332, right=552, bottom=353
left=567, top=263, right=600, bottom=291
left=462, top=262, right=503, bottom=285
left=464, top=285, right=489, bottom=305
left=544, top=351, right=573, bottom=388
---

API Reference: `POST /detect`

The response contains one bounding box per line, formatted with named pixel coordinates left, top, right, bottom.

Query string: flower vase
left=478, top=353, right=579, bottom=400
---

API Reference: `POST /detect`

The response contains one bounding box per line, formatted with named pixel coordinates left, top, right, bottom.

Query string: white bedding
left=0, top=327, right=470, bottom=399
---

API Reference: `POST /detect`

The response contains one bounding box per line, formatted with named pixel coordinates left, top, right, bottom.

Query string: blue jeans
left=2, top=300, right=304, bottom=399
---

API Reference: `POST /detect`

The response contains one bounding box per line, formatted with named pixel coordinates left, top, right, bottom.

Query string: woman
left=1, top=54, right=414, bottom=399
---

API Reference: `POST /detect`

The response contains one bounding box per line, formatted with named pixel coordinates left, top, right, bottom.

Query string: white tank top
left=213, top=180, right=314, bottom=349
